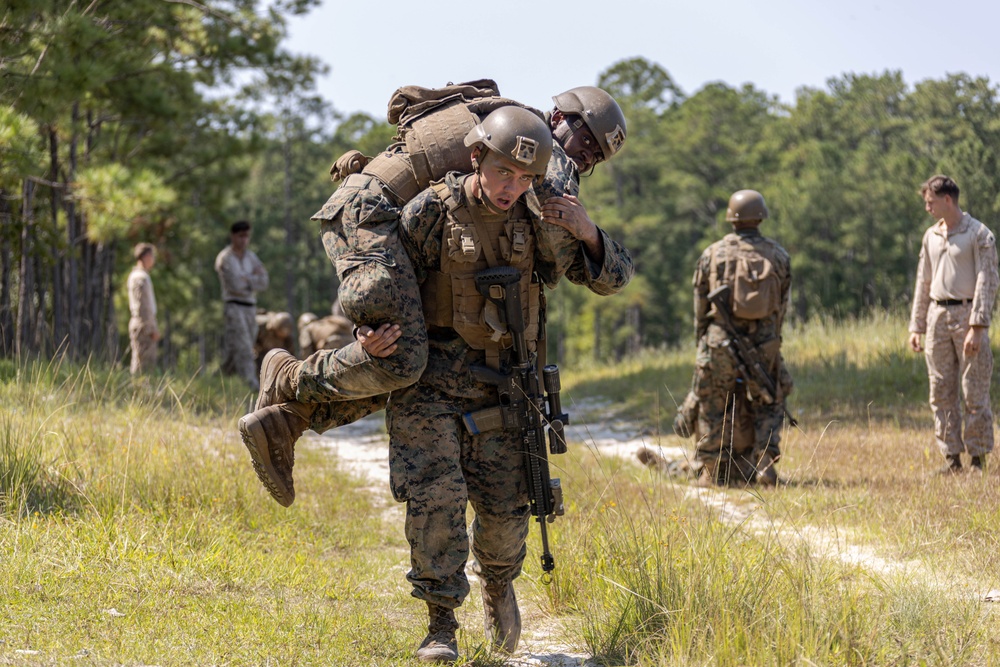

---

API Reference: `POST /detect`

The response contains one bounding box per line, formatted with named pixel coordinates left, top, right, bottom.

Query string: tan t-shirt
left=127, top=266, right=158, bottom=336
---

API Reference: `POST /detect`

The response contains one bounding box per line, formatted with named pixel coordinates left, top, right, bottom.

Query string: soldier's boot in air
left=255, top=348, right=302, bottom=411
left=238, top=401, right=315, bottom=507
left=416, top=604, right=459, bottom=663
left=936, top=453, right=962, bottom=475
left=481, top=580, right=521, bottom=653
left=755, top=451, right=779, bottom=487
left=971, top=454, right=987, bottom=473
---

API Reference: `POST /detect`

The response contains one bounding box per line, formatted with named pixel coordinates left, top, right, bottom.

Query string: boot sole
left=238, top=412, right=294, bottom=507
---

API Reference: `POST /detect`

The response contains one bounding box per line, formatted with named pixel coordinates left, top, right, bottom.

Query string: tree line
left=4, top=4, right=1000, bottom=370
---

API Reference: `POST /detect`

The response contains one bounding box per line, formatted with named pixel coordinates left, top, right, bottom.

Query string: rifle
left=462, top=265, right=569, bottom=576
left=707, top=284, right=798, bottom=428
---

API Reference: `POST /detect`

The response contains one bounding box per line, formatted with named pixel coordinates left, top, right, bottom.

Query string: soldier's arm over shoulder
left=557, top=227, right=634, bottom=296
left=399, top=188, right=447, bottom=282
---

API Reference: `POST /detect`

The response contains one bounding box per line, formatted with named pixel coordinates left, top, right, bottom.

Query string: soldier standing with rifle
left=389, top=107, right=632, bottom=662
left=689, top=189, right=793, bottom=487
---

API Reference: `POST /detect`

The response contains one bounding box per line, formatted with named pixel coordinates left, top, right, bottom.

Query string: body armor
left=420, top=176, right=541, bottom=355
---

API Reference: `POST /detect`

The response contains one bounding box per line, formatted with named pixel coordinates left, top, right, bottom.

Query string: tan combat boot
left=416, top=604, right=459, bottom=663
left=481, top=580, right=521, bottom=653
left=238, top=401, right=315, bottom=507
left=694, top=462, right=721, bottom=487
left=255, top=348, right=302, bottom=411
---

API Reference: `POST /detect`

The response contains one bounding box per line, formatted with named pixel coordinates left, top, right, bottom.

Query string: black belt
left=225, top=299, right=256, bottom=308
left=935, top=299, right=972, bottom=306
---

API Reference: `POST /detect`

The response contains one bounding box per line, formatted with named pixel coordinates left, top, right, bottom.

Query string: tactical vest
left=709, top=232, right=783, bottom=321
left=354, top=80, right=544, bottom=207
left=420, top=178, right=541, bottom=366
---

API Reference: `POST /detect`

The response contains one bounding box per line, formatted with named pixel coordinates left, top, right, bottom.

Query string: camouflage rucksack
left=711, top=233, right=783, bottom=320
left=331, top=79, right=545, bottom=195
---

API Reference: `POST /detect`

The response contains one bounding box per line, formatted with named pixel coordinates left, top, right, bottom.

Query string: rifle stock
left=707, top=285, right=798, bottom=428
left=464, top=266, right=568, bottom=575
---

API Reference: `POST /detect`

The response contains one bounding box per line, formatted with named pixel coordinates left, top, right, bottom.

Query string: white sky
left=283, top=0, right=1000, bottom=119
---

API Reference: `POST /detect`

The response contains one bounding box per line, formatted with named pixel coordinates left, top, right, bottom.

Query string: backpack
left=714, top=234, right=782, bottom=320
left=385, top=79, right=544, bottom=189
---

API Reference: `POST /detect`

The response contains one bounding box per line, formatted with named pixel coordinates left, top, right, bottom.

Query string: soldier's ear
left=471, top=147, right=481, bottom=173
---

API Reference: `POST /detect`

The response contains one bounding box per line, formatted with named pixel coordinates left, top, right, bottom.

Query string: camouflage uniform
left=127, top=265, right=158, bottom=375
left=305, top=141, right=594, bottom=435
left=388, top=172, right=632, bottom=612
left=297, top=160, right=430, bottom=429
left=254, top=311, right=295, bottom=371
left=909, top=213, right=999, bottom=457
left=693, top=228, right=792, bottom=481
left=215, top=245, right=269, bottom=389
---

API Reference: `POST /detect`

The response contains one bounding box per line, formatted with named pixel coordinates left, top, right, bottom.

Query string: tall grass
left=4, top=315, right=1000, bottom=665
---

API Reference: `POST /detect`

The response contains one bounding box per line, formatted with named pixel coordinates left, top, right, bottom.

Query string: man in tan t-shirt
left=908, top=175, right=1000, bottom=474
left=215, top=220, right=269, bottom=390
left=127, top=243, right=160, bottom=375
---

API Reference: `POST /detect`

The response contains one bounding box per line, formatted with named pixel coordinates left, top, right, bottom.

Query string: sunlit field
left=3, top=314, right=1000, bottom=665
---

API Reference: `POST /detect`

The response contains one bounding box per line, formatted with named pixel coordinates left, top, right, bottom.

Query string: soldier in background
left=127, top=242, right=160, bottom=375
left=254, top=310, right=296, bottom=371
left=908, top=175, right=999, bottom=474
left=215, top=220, right=269, bottom=390
left=690, top=190, right=792, bottom=487
left=297, top=302, right=355, bottom=358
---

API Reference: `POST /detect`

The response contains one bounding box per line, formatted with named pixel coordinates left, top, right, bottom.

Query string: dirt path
left=305, top=406, right=999, bottom=664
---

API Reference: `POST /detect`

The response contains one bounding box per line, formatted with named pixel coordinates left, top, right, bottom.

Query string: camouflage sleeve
left=970, top=222, right=999, bottom=328
left=555, top=227, right=634, bottom=296
left=908, top=229, right=933, bottom=334
left=693, top=247, right=713, bottom=339
left=399, top=187, right=447, bottom=283
left=529, top=143, right=583, bottom=287
left=776, top=244, right=792, bottom=333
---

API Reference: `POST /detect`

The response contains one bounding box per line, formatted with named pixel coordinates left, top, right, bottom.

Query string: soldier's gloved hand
left=357, top=323, right=401, bottom=358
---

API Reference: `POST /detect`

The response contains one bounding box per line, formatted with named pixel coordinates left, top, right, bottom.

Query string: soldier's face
left=231, top=230, right=251, bottom=251
left=924, top=191, right=952, bottom=219
left=554, top=113, right=604, bottom=173
left=477, top=151, right=535, bottom=210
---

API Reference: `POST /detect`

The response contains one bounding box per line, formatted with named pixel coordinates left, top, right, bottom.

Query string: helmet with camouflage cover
left=464, top=106, right=553, bottom=176
left=725, top=189, right=769, bottom=223
left=552, top=86, right=627, bottom=160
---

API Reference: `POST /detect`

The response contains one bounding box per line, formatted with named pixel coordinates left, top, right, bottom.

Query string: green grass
left=3, top=314, right=1000, bottom=665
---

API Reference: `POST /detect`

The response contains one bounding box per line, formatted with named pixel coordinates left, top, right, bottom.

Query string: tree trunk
left=282, top=118, right=296, bottom=316
left=0, top=194, right=13, bottom=357
left=16, top=180, right=36, bottom=357
left=49, top=127, right=69, bottom=355
left=68, top=103, right=84, bottom=357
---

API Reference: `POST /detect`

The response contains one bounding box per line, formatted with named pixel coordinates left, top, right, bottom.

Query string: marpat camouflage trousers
left=221, top=302, right=259, bottom=389
left=924, top=302, right=994, bottom=456
left=297, top=176, right=428, bottom=428
left=128, top=320, right=157, bottom=375
left=694, top=325, right=785, bottom=470
left=385, top=381, right=530, bottom=610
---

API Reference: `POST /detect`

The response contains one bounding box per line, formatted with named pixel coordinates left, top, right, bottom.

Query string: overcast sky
left=282, top=0, right=1000, bottom=119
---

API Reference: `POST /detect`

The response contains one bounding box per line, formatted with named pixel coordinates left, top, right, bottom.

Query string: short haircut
left=230, top=220, right=251, bottom=234
left=133, top=242, right=155, bottom=261
left=920, top=175, right=960, bottom=204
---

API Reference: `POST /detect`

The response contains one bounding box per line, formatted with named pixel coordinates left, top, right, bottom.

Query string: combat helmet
left=725, top=190, right=769, bottom=223
left=464, top=106, right=553, bottom=176
left=552, top=86, right=627, bottom=159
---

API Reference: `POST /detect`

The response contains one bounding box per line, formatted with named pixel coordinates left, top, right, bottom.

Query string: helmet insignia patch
left=606, top=125, right=625, bottom=155
left=512, top=136, right=538, bottom=165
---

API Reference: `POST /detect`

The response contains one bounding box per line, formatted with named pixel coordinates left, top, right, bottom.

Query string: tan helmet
left=725, top=190, right=769, bottom=223
left=464, top=106, right=553, bottom=176
left=552, top=86, right=627, bottom=159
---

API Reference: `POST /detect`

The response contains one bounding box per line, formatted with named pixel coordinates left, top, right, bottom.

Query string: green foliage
left=73, top=165, right=177, bottom=243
